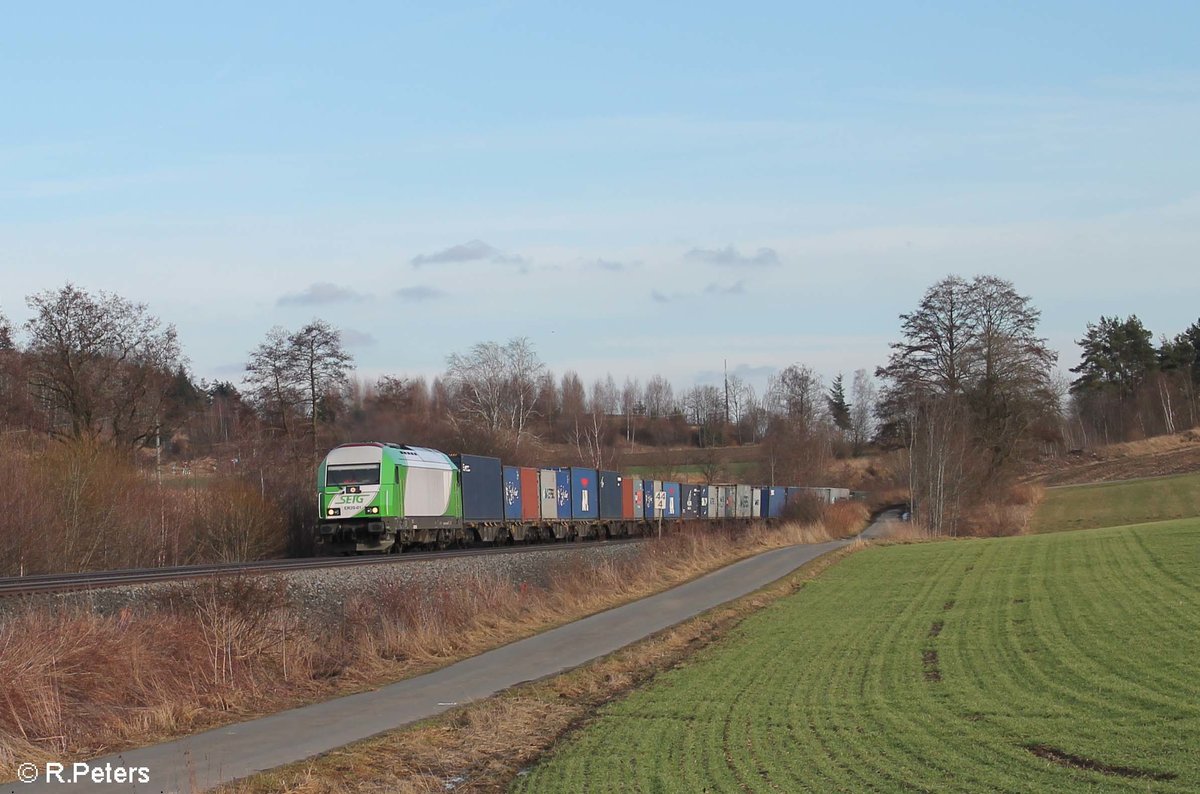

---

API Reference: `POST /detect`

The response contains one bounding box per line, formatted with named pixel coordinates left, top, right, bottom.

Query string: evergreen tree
left=827, top=374, right=852, bottom=431
left=1070, top=315, right=1157, bottom=398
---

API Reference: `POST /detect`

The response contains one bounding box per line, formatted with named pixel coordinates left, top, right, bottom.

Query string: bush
left=0, top=436, right=288, bottom=575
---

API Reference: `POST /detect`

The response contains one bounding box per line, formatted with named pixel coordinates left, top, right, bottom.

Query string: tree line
left=874, top=275, right=1200, bottom=535
left=1067, top=315, right=1200, bottom=445
left=0, top=283, right=878, bottom=574
left=3, top=278, right=1193, bottom=556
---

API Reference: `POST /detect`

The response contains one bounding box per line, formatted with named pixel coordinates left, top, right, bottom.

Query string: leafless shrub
left=0, top=516, right=865, bottom=775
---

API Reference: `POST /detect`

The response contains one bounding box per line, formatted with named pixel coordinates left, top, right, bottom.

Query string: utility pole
left=156, top=419, right=165, bottom=567
left=724, top=358, right=730, bottom=424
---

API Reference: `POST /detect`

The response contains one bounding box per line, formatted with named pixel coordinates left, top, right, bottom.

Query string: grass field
left=1031, top=471, right=1200, bottom=533
left=515, top=519, right=1200, bottom=792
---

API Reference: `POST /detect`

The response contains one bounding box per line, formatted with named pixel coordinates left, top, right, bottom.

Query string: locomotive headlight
left=365, top=506, right=379, bottom=515
left=327, top=508, right=341, bottom=517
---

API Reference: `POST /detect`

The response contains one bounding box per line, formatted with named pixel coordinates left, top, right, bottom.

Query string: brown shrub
left=961, top=484, right=1046, bottom=537
left=824, top=501, right=870, bottom=538
left=0, top=436, right=287, bottom=575
left=780, top=491, right=825, bottom=525
left=0, top=514, right=855, bottom=774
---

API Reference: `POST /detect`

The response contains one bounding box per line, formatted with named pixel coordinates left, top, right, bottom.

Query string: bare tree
left=244, top=327, right=303, bottom=438
left=573, top=378, right=616, bottom=469
left=849, top=369, right=877, bottom=454
left=877, top=274, right=1057, bottom=532
left=620, top=377, right=642, bottom=443
left=879, top=275, right=977, bottom=399
left=445, top=336, right=545, bottom=450
left=560, top=371, right=586, bottom=420
left=644, top=375, right=674, bottom=418
left=0, top=311, right=12, bottom=352
left=291, top=320, right=353, bottom=457
left=727, top=376, right=762, bottom=443
left=0, top=309, right=30, bottom=429
left=906, top=396, right=974, bottom=536
left=534, top=371, right=559, bottom=430
left=244, top=321, right=353, bottom=455
left=684, top=384, right=725, bottom=447
left=966, top=275, right=1057, bottom=475
left=24, top=284, right=182, bottom=446
left=767, top=364, right=824, bottom=428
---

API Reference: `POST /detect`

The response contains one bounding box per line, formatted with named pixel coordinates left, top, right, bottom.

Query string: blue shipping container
left=664, top=482, right=681, bottom=519
left=502, top=466, right=522, bottom=521
left=555, top=468, right=573, bottom=519
left=570, top=467, right=598, bottom=519
left=681, top=484, right=702, bottom=518
left=451, top=454, right=504, bottom=521
left=598, top=470, right=622, bottom=519
left=762, top=486, right=785, bottom=518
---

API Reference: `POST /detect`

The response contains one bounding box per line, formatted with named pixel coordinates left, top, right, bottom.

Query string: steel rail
left=0, top=537, right=646, bottom=597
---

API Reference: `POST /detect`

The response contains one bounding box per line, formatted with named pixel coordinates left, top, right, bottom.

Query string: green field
left=515, top=520, right=1200, bottom=792
left=1032, top=471, right=1200, bottom=533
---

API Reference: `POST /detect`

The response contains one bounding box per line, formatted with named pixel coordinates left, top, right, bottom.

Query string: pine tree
left=827, top=374, right=852, bottom=431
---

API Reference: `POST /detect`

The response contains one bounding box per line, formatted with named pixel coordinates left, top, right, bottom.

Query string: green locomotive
left=317, top=442, right=463, bottom=552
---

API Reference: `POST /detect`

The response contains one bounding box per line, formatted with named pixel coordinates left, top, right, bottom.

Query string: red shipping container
left=621, top=477, right=635, bottom=518
left=519, top=467, right=541, bottom=521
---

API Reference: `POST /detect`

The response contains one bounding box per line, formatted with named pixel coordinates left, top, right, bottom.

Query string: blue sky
left=3, top=1, right=1198, bottom=394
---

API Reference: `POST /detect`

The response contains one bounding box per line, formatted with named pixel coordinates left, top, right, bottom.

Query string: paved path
left=9, top=514, right=895, bottom=793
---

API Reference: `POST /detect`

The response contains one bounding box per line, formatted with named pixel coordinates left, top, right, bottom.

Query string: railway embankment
left=10, top=541, right=646, bottom=619
left=0, top=509, right=867, bottom=784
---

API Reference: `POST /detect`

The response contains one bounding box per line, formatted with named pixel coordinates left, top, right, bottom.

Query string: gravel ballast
left=18, top=541, right=647, bottom=619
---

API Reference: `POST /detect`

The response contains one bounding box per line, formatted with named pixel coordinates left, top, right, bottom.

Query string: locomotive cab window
left=325, top=465, right=381, bottom=487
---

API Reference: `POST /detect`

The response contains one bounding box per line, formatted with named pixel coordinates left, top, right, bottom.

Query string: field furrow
left=514, top=519, right=1200, bottom=792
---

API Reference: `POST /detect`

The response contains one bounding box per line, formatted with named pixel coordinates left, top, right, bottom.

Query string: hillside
left=1030, top=471, right=1200, bottom=534
left=1028, top=429, right=1200, bottom=486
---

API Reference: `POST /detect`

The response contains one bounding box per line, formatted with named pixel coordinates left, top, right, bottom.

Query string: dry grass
left=962, top=483, right=1047, bottom=537
left=0, top=436, right=283, bottom=576
left=874, top=520, right=932, bottom=542
left=1095, top=428, right=1200, bottom=458
left=0, top=513, right=869, bottom=780
left=222, top=546, right=864, bottom=794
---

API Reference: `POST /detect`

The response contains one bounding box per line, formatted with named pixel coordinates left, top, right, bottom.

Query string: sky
left=3, top=1, right=1199, bottom=396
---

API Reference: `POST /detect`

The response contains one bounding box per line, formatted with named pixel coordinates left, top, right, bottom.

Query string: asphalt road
left=8, top=513, right=897, bottom=793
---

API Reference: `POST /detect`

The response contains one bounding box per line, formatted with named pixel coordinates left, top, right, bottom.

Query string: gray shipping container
left=751, top=487, right=762, bottom=518
left=735, top=484, right=752, bottom=518
left=705, top=486, right=718, bottom=518
left=539, top=469, right=557, bottom=519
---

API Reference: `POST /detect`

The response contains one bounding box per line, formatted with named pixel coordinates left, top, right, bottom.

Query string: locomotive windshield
left=325, top=465, right=380, bottom=487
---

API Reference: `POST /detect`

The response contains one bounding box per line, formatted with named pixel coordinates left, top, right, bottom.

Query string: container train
left=316, top=442, right=852, bottom=554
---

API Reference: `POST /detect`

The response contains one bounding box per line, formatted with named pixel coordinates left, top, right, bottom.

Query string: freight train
left=316, top=442, right=852, bottom=554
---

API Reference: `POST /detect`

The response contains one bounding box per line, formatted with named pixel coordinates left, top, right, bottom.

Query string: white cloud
left=411, top=239, right=527, bottom=267
left=686, top=245, right=780, bottom=267
left=277, top=282, right=366, bottom=307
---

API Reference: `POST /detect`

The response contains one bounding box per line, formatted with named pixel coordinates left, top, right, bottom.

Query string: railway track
left=0, top=538, right=646, bottom=597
